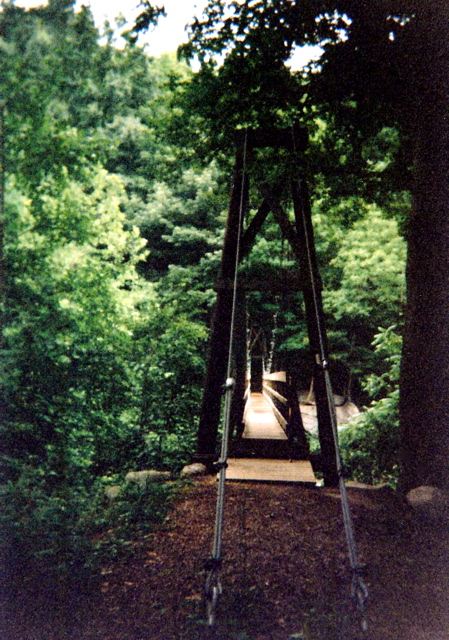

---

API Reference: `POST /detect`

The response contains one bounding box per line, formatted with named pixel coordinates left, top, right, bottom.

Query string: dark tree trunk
left=399, top=4, right=449, bottom=491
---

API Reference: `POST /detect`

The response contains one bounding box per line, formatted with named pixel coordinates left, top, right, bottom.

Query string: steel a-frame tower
left=194, top=124, right=340, bottom=486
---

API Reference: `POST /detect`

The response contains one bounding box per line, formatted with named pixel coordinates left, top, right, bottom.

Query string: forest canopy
left=174, top=0, right=449, bottom=492
left=1, top=0, right=447, bottom=575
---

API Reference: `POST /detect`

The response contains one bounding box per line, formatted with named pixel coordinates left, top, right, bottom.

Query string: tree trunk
left=399, top=4, right=449, bottom=491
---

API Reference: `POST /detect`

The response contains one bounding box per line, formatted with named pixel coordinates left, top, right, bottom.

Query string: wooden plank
left=243, top=393, right=287, bottom=440
left=225, top=458, right=317, bottom=485
left=263, top=385, right=288, bottom=405
left=263, top=371, right=287, bottom=382
left=262, top=390, right=288, bottom=430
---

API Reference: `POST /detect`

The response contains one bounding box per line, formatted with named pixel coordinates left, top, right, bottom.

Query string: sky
left=13, top=0, right=322, bottom=68
left=14, top=0, right=211, bottom=55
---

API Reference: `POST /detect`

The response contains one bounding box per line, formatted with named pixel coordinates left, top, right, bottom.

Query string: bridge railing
left=262, top=371, right=309, bottom=457
left=262, top=371, right=289, bottom=433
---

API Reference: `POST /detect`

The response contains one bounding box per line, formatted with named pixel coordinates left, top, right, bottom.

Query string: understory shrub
left=139, top=313, right=207, bottom=473
left=0, top=466, right=180, bottom=579
left=102, top=480, right=178, bottom=541
left=338, top=326, right=402, bottom=487
left=339, top=390, right=400, bottom=486
left=0, top=468, right=98, bottom=578
left=144, top=430, right=197, bottom=473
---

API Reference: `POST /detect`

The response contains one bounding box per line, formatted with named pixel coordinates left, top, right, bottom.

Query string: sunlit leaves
left=339, top=326, right=402, bottom=486
left=322, top=205, right=406, bottom=328
left=2, top=168, right=153, bottom=478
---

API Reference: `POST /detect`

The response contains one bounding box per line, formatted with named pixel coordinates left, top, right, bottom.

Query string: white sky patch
left=287, top=44, right=323, bottom=71
left=11, top=0, right=320, bottom=69
left=11, top=0, right=208, bottom=55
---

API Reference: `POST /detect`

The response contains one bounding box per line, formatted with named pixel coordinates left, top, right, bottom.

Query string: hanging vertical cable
left=265, top=295, right=280, bottom=374
left=291, top=130, right=369, bottom=632
left=204, top=131, right=248, bottom=627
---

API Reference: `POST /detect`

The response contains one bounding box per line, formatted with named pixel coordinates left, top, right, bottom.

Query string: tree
left=0, top=2, right=198, bottom=196
left=396, top=5, right=449, bottom=492
left=320, top=203, right=406, bottom=393
left=168, top=0, right=449, bottom=491
left=1, top=164, right=157, bottom=569
left=2, top=168, right=151, bottom=479
left=129, top=162, right=227, bottom=278
left=1, top=0, right=220, bottom=572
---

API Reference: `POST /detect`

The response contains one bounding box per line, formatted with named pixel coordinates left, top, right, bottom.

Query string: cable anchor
left=351, top=566, right=369, bottom=632
left=204, top=559, right=223, bottom=626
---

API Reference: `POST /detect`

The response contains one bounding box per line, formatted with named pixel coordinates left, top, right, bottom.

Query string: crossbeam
left=215, top=270, right=303, bottom=293
left=234, top=123, right=308, bottom=151
left=195, top=125, right=340, bottom=486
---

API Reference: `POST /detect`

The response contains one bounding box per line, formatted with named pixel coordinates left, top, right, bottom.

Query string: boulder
left=180, top=463, right=207, bottom=479
left=125, top=470, right=172, bottom=488
left=104, top=484, right=122, bottom=500
left=321, top=482, right=409, bottom=515
left=406, top=485, right=449, bottom=522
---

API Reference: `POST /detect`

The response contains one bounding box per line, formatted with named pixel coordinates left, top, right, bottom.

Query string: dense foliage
left=177, top=0, right=449, bottom=492
left=339, top=325, right=402, bottom=486
left=0, top=0, right=217, bottom=573
left=0, top=0, right=415, bottom=576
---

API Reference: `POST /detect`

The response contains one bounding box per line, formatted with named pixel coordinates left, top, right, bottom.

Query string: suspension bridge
left=225, top=375, right=358, bottom=483
left=227, top=381, right=318, bottom=484
left=194, top=123, right=369, bottom=631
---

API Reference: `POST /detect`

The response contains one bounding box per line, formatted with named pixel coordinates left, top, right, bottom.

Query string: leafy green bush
left=0, top=468, right=97, bottom=578
left=339, top=326, right=402, bottom=486
left=0, top=170, right=177, bottom=578
left=103, top=481, right=177, bottom=539
left=144, top=430, right=197, bottom=473
left=339, top=391, right=400, bottom=486
left=139, top=313, right=207, bottom=472
left=2, top=171, right=152, bottom=479
left=0, top=467, right=180, bottom=578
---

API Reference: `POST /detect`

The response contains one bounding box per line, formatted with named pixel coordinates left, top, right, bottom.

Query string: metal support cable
left=205, top=131, right=248, bottom=626
left=291, top=126, right=368, bottom=633
left=265, top=295, right=280, bottom=374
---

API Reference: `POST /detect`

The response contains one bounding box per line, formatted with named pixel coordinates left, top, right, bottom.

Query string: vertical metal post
left=291, top=179, right=339, bottom=486
left=230, top=287, right=247, bottom=440
left=286, top=369, right=309, bottom=459
left=194, top=144, right=247, bottom=467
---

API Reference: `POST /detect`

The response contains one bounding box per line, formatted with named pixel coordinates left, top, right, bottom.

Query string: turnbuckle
left=204, top=558, right=223, bottom=626
left=351, top=567, right=369, bottom=632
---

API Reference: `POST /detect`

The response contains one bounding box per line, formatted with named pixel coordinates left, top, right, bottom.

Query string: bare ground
left=2, top=478, right=449, bottom=640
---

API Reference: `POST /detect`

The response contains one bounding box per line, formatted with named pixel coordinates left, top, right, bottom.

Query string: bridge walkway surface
left=226, top=392, right=317, bottom=485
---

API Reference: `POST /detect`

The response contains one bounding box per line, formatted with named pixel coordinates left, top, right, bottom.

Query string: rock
left=125, top=470, right=172, bottom=488
left=336, top=401, right=360, bottom=424
left=180, top=463, right=207, bottom=479
left=406, top=485, right=449, bottom=522
left=321, top=482, right=404, bottom=512
left=346, top=481, right=393, bottom=494
left=104, top=484, right=122, bottom=500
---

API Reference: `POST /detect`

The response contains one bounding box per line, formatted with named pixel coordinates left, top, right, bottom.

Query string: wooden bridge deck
left=242, top=392, right=287, bottom=440
left=226, top=458, right=317, bottom=484
left=225, top=392, right=317, bottom=485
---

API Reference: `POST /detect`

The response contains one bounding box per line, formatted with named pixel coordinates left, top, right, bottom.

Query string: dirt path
left=2, top=479, right=449, bottom=640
